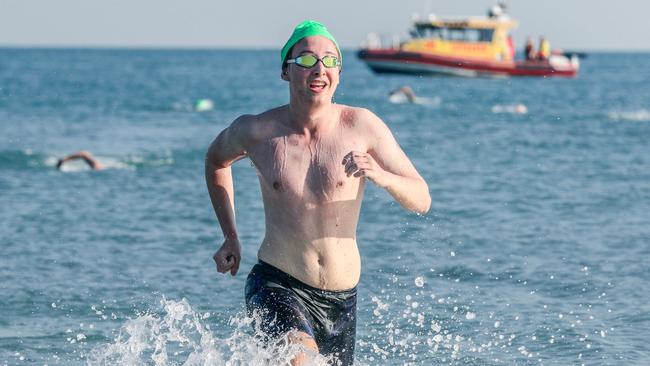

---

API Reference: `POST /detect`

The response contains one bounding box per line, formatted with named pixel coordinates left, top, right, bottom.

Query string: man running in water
left=205, top=20, right=431, bottom=365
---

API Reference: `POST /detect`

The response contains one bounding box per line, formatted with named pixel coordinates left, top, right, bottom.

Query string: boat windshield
left=411, top=25, right=494, bottom=43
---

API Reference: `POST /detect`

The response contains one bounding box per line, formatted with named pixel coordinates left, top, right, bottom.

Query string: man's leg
left=245, top=273, right=320, bottom=363
left=287, top=331, right=319, bottom=366
left=316, top=291, right=357, bottom=365
left=318, top=319, right=356, bottom=366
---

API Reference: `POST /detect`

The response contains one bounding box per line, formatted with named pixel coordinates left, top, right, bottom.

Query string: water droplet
left=431, top=321, right=441, bottom=333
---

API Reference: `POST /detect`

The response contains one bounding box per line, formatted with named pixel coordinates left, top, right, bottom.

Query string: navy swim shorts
left=245, top=260, right=357, bottom=365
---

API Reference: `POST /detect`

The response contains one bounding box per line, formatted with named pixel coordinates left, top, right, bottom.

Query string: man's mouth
left=309, top=80, right=327, bottom=92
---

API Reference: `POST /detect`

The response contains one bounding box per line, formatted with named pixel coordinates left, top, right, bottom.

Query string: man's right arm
left=205, top=116, right=251, bottom=276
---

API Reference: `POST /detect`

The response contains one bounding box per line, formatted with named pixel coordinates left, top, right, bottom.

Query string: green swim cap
left=281, top=20, right=342, bottom=68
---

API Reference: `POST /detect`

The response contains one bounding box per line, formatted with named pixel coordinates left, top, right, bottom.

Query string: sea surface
left=1, top=48, right=649, bottom=365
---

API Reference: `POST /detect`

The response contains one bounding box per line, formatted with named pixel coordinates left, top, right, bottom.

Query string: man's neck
left=287, top=101, right=336, bottom=136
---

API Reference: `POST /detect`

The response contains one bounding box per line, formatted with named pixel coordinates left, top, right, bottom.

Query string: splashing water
left=607, top=109, right=650, bottom=122
left=388, top=93, right=441, bottom=106
left=491, top=103, right=528, bottom=114
left=89, top=298, right=331, bottom=366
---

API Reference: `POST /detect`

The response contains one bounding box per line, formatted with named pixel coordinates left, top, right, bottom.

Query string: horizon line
left=2, top=44, right=649, bottom=53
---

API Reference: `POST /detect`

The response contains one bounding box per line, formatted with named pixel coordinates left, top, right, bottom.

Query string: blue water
left=1, top=48, right=649, bottom=365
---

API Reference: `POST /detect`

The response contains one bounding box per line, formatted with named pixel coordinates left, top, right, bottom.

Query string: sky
left=1, top=0, right=649, bottom=51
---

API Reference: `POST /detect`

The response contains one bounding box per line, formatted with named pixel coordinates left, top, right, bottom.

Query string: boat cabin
left=403, top=17, right=518, bottom=62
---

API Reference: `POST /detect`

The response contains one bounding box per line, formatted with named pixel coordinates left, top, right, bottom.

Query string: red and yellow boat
left=357, top=4, right=579, bottom=78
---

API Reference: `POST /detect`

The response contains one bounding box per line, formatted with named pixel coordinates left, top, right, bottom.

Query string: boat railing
left=361, top=32, right=402, bottom=50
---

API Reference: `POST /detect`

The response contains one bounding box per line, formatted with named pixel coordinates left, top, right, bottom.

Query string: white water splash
left=491, top=103, right=528, bottom=114
left=388, top=93, right=441, bottom=106
left=607, top=109, right=650, bottom=122
left=172, top=98, right=215, bottom=112
left=88, top=298, right=331, bottom=366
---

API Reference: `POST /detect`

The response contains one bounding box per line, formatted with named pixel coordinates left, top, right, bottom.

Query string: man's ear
left=281, top=69, right=289, bottom=81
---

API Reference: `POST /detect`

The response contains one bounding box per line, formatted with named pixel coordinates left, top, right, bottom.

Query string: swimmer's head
left=281, top=20, right=341, bottom=70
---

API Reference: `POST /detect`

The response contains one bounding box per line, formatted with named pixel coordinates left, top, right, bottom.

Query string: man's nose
left=311, top=60, right=326, bottom=75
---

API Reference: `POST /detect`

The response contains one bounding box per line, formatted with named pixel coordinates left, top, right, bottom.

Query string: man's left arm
left=343, top=109, right=431, bottom=214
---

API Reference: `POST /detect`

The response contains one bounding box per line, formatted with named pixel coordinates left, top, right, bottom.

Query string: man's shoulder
left=233, top=105, right=286, bottom=125
left=229, top=105, right=287, bottom=142
left=337, top=105, right=396, bottom=150
left=257, top=105, right=289, bottom=123
left=337, top=104, right=385, bottom=130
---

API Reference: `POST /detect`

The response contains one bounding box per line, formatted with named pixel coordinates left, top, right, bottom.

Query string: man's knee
left=288, top=330, right=318, bottom=350
left=287, top=331, right=319, bottom=366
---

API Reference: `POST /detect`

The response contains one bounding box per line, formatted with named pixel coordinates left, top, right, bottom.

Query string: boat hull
left=357, top=49, right=578, bottom=78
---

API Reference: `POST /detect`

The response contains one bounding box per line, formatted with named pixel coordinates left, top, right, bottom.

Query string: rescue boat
left=357, top=4, right=579, bottom=78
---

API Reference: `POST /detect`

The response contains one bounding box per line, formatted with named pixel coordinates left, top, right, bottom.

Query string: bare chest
left=249, top=135, right=365, bottom=201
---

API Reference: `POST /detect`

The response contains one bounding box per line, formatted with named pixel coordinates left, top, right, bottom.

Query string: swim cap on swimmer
left=281, top=20, right=342, bottom=67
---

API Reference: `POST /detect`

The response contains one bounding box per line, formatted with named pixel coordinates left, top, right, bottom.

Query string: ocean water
left=1, top=48, right=649, bottom=365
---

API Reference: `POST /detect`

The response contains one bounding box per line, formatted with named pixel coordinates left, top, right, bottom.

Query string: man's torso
left=244, top=105, right=370, bottom=290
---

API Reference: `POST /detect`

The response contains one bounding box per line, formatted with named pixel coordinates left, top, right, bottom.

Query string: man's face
left=283, top=36, right=340, bottom=104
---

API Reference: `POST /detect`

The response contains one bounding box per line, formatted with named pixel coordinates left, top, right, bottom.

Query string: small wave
left=88, top=298, right=330, bottom=366
left=388, top=93, right=409, bottom=104
left=607, top=109, right=650, bottom=122
left=414, top=96, right=441, bottom=106
left=0, top=149, right=46, bottom=170
left=491, top=104, right=528, bottom=115
left=124, top=154, right=174, bottom=167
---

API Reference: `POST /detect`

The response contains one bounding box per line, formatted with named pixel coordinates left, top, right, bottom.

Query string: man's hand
left=342, top=151, right=388, bottom=188
left=213, top=238, right=241, bottom=276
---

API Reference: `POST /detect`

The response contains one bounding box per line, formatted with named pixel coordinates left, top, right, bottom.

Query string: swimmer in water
left=389, top=86, right=417, bottom=103
left=205, top=20, right=430, bottom=365
left=56, top=151, right=104, bottom=170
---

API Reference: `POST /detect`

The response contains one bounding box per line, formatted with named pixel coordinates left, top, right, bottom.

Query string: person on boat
left=524, top=37, right=535, bottom=60
left=505, top=35, right=515, bottom=60
left=389, top=86, right=417, bottom=103
left=56, top=151, right=104, bottom=170
left=205, top=20, right=430, bottom=366
left=538, top=36, right=551, bottom=60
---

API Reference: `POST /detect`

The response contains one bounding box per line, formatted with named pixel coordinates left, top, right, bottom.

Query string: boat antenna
left=499, top=1, right=509, bottom=15
left=488, top=1, right=509, bottom=18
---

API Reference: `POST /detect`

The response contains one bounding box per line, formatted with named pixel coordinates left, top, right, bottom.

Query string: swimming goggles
left=286, top=54, right=341, bottom=68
